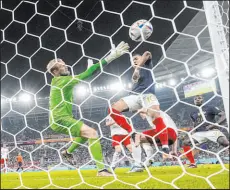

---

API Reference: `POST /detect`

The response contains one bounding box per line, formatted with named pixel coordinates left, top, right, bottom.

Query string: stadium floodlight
left=110, top=83, right=116, bottom=90
left=77, top=86, right=87, bottom=97
left=108, top=84, right=114, bottom=90
left=19, top=93, right=31, bottom=102
left=128, top=83, right=132, bottom=88
left=169, top=79, right=177, bottom=86
left=201, top=67, right=216, bottom=78
left=113, top=82, right=123, bottom=91
left=93, top=87, right=97, bottom=92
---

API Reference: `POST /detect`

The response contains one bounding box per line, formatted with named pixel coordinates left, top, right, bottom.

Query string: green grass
left=1, top=164, right=229, bottom=189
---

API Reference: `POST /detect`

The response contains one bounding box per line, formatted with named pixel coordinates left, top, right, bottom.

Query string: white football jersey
left=106, top=116, right=128, bottom=136
left=1, top=148, right=9, bottom=159
left=161, top=112, right=178, bottom=134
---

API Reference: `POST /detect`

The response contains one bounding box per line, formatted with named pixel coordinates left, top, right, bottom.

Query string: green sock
left=67, top=137, right=88, bottom=154
left=88, top=138, right=105, bottom=171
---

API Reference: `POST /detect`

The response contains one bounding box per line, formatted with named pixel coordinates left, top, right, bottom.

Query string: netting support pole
left=203, top=1, right=229, bottom=126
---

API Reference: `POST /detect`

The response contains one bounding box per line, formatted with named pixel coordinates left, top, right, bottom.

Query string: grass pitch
left=1, top=164, right=229, bottom=189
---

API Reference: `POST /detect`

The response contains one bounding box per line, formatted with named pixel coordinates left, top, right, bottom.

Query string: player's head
left=131, top=53, right=142, bottom=68
left=194, top=95, right=204, bottom=106
left=47, top=58, right=70, bottom=76
left=18, top=152, right=21, bottom=156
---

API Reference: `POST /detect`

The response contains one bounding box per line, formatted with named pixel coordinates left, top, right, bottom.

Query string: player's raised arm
left=134, top=51, right=152, bottom=67
left=131, top=51, right=152, bottom=83
left=142, top=51, right=152, bottom=64
left=77, top=41, right=130, bottom=80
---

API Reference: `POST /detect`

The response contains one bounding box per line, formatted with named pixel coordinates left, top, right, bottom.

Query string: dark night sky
left=0, top=0, right=204, bottom=99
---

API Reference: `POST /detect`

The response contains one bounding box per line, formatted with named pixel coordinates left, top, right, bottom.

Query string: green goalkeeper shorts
left=50, top=116, right=84, bottom=137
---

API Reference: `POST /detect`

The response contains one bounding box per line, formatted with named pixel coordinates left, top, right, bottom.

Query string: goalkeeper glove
left=87, top=59, right=94, bottom=69
left=105, top=41, right=130, bottom=63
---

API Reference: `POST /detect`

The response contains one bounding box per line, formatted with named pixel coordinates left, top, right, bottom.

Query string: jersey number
left=146, top=95, right=154, bottom=103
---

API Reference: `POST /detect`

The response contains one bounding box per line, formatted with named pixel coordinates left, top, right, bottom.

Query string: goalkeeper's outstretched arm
left=77, top=41, right=130, bottom=80
left=77, top=59, right=107, bottom=80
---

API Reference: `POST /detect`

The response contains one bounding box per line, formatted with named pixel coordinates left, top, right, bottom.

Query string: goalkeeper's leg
left=67, top=137, right=88, bottom=154
left=51, top=118, right=112, bottom=176
left=61, top=137, right=88, bottom=165
left=51, top=119, right=88, bottom=165
left=80, top=124, right=113, bottom=176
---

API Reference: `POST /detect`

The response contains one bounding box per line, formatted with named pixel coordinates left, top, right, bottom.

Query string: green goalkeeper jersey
left=49, top=60, right=107, bottom=120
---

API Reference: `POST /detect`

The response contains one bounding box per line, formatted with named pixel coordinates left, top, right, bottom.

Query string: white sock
left=131, top=142, right=142, bottom=167
left=162, top=145, right=169, bottom=149
left=146, top=115, right=155, bottom=129
left=111, top=151, right=121, bottom=168
left=142, top=143, right=154, bottom=160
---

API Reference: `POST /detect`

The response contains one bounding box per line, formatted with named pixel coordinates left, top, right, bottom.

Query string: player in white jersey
left=1, top=144, right=9, bottom=173
left=130, top=111, right=178, bottom=172
left=106, top=116, right=132, bottom=170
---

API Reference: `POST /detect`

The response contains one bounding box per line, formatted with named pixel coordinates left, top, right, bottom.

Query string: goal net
left=1, top=0, right=229, bottom=189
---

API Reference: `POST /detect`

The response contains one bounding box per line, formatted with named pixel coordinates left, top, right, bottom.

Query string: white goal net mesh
left=1, top=0, right=229, bottom=189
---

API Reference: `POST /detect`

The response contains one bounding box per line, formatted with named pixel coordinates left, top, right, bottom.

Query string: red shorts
left=1, top=158, right=8, bottom=165
left=112, top=135, right=131, bottom=147
left=142, top=128, right=177, bottom=146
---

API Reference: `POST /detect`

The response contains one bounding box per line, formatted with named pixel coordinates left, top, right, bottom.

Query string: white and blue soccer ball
left=129, top=19, right=153, bottom=42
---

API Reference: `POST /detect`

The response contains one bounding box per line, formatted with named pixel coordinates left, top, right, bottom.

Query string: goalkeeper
left=47, top=42, right=129, bottom=177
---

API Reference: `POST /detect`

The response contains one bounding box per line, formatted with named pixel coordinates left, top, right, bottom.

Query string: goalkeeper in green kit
left=47, top=42, right=129, bottom=176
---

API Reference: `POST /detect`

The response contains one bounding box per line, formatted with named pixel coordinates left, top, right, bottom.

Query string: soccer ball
left=129, top=19, right=153, bottom=42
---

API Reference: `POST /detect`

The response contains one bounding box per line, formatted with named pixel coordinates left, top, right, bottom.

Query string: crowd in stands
left=1, top=96, right=229, bottom=170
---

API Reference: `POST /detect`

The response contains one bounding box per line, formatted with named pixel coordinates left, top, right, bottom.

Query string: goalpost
left=203, top=1, right=229, bottom=126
